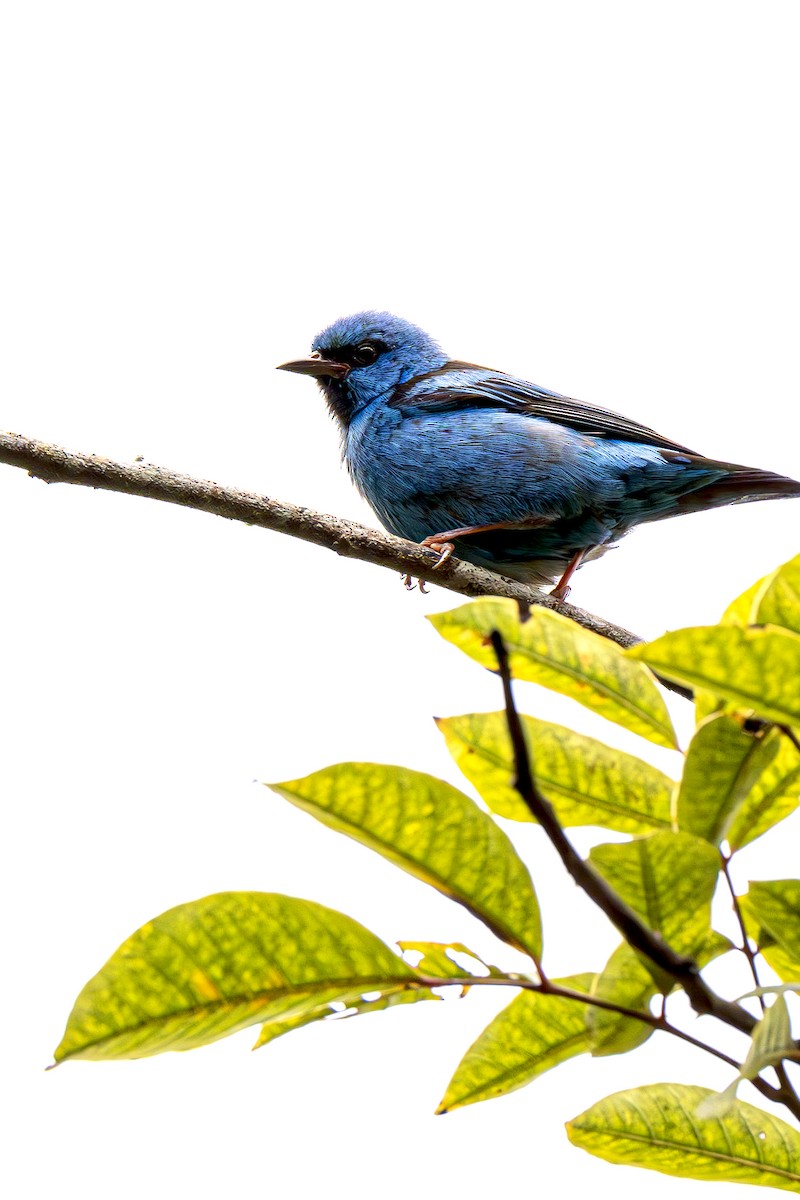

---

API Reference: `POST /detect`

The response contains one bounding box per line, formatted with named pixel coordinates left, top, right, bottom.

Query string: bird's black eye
left=352, top=340, right=380, bottom=367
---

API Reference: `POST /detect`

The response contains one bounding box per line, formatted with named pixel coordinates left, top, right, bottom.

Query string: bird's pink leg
left=420, top=517, right=555, bottom=569
left=550, top=549, right=587, bottom=601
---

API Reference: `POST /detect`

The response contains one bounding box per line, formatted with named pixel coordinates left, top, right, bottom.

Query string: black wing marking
left=388, top=361, right=698, bottom=455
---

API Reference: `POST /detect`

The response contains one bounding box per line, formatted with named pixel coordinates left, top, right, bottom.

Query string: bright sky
left=3, top=3, right=799, bottom=1197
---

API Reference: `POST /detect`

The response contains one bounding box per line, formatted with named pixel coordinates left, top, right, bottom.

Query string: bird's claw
left=420, top=536, right=455, bottom=569
left=402, top=574, right=430, bottom=593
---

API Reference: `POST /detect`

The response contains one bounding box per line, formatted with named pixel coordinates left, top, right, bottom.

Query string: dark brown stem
left=489, top=630, right=756, bottom=1037
left=418, top=972, right=790, bottom=1111
left=780, top=725, right=800, bottom=755
left=0, top=430, right=660, bottom=656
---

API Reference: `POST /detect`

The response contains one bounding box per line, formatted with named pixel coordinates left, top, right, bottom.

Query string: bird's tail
left=675, top=461, right=800, bottom=514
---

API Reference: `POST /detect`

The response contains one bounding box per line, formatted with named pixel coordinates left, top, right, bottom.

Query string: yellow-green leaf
left=254, top=987, right=431, bottom=1049
left=269, top=764, right=542, bottom=960
left=739, top=894, right=800, bottom=985
left=742, top=995, right=794, bottom=1079
left=437, top=711, right=674, bottom=833
left=588, top=832, right=720, bottom=984
left=699, top=994, right=797, bottom=1118
left=629, top=625, right=800, bottom=726
left=587, top=943, right=658, bottom=1057
left=437, top=974, right=594, bottom=1112
left=568, top=1083, right=800, bottom=1191
left=428, top=599, right=677, bottom=748
left=759, top=945, right=800, bottom=986
left=727, top=731, right=800, bottom=850
left=397, top=941, right=485, bottom=979
left=755, top=554, right=800, bottom=636
left=676, top=715, right=779, bottom=845
left=722, top=573, right=771, bottom=626
left=745, top=880, right=800, bottom=964
left=54, top=892, right=421, bottom=1062
left=586, top=932, right=730, bottom=1059
left=694, top=689, right=723, bottom=724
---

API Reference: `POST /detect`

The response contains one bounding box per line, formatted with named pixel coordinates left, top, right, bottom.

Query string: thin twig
left=780, top=725, right=800, bottom=755
left=490, top=629, right=757, bottom=1037
left=418, top=972, right=739, bottom=1065
left=416, top=972, right=790, bottom=1111
left=723, top=848, right=800, bottom=1118
left=0, top=430, right=663, bottom=656
left=721, top=851, right=764, bottom=1008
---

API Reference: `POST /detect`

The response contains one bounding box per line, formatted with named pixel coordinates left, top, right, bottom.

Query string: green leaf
left=437, top=711, right=674, bottom=833
left=740, top=984, right=800, bottom=1000
left=588, top=832, right=720, bottom=984
left=253, top=987, right=431, bottom=1049
left=722, top=574, right=771, bottom=626
left=54, top=892, right=421, bottom=1062
left=755, top=554, right=800, bottom=636
left=437, top=974, right=594, bottom=1112
left=696, top=929, right=735, bottom=966
left=694, top=689, right=723, bottom=724
left=397, top=941, right=487, bottom=979
left=698, top=995, right=796, bottom=1118
left=739, top=894, right=800, bottom=984
left=745, top=880, right=800, bottom=963
left=428, top=599, right=677, bottom=749
left=269, top=764, right=542, bottom=960
left=742, top=995, right=794, bottom=1077
left=727, top=731, right=800, bottom=850
left=629, top=625, right=800, bottom=725
left=587, top=943, right=658, bottom=1056
left=676, top=714, right=780, bottom=845
left=567, top=1083, right=800, bottom=1191
left=585, top=931, right=731, bottom=1061
left=761, top=946, right=800, bottom=986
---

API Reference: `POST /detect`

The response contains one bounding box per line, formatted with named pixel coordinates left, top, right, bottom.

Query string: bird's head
left=278, top=311, right=448, bottom=425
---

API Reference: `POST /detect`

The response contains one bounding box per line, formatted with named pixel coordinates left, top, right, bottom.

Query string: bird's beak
left=277, top=356, right=350, bottom=380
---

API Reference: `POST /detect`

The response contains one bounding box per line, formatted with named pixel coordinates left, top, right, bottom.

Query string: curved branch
left=1, top=430, right=647, bottom=651
left=490, top=630, right=757, bottom=1039
left=417, top=973, right=792, bottom=1112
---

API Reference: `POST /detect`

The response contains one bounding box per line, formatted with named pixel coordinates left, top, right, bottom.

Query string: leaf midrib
left=276, top=786, right=540, bottom=959
left=503, top=633, right=674, bottom=744
left=575, top=1126, right=800, bottom=1184
left=58, top=973, right=421, bottom=1060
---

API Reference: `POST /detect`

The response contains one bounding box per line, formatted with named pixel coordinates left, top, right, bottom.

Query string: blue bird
left=279, top=312, right=800, bottom=598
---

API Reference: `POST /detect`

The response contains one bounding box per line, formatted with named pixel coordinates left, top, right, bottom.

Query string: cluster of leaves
left=54, top=555, right=800, bottom=1191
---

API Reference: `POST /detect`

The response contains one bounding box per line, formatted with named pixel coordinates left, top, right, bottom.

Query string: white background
left=2, top=2, right=799, bottom=1196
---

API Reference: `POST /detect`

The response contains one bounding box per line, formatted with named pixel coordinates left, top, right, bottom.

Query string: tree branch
left=490, top=629, right=757, bottom=1038
left=0, top=430, right=652, bottom=653
left=417, top=972, right=792, bottom=1112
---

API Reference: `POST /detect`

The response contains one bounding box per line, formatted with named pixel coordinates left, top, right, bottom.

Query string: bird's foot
left=402, top=574, right=430, bottom=593
left=419, top=535, right=456, bottom=569
left=550, top=582, right=572, bottom=602
left=421, top=517, right=560, bottom=572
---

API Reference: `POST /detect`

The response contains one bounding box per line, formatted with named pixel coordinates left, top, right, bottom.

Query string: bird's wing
left=388, top=361, right=698, bottom=454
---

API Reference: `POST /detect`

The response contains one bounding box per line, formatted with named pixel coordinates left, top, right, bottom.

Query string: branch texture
left=1, top=431, right=646, bottom=649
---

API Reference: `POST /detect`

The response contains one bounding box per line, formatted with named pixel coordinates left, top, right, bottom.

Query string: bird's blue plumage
left=279, top=312, right=800, bottom=593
